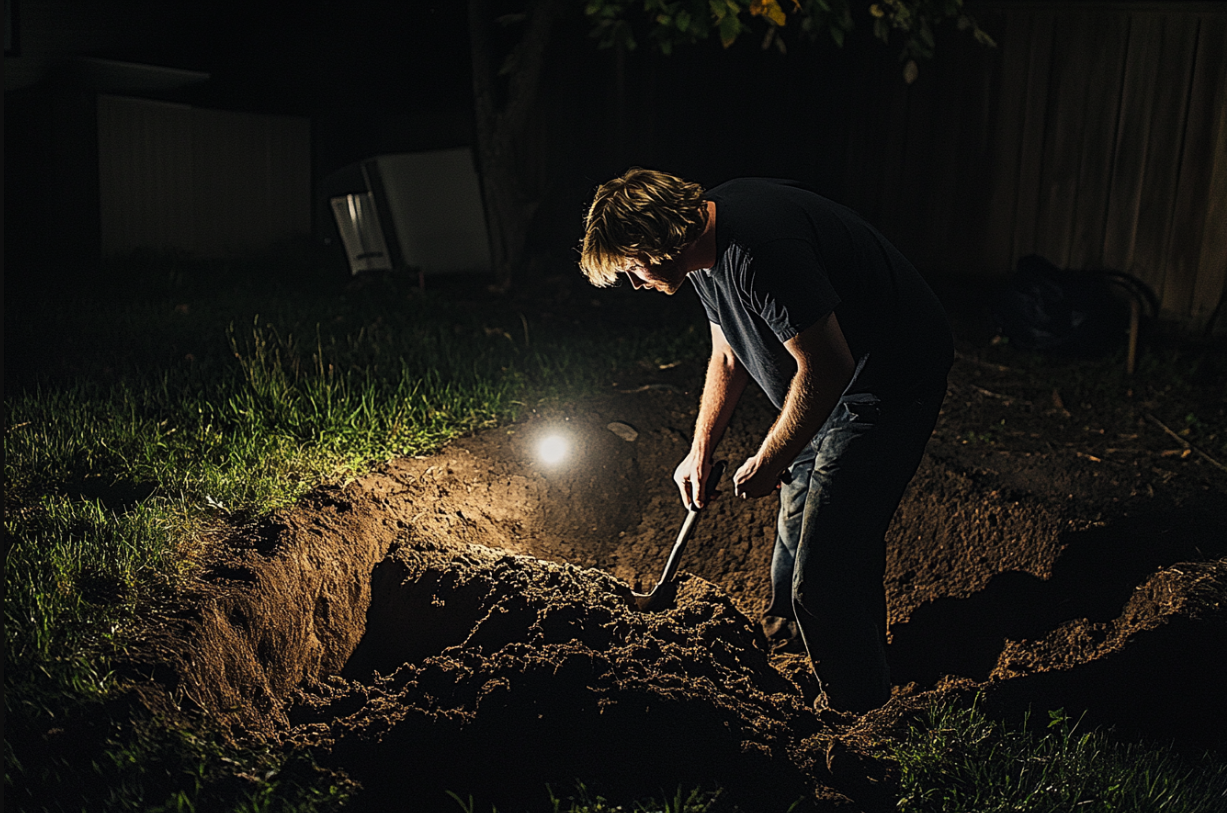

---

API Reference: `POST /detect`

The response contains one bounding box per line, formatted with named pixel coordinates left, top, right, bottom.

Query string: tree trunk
left=468, top=0, right=564, bottom=290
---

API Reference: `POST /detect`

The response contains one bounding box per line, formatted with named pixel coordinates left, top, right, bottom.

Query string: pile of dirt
left=152, top=343, right=1226, bottom=811
left=288, top=543, right=834, bottom=810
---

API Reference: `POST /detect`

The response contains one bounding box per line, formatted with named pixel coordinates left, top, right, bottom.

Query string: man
left=579, top=168, right=953, bottom=713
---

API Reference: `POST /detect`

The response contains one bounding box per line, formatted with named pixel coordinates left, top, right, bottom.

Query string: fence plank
left=950, top=31, right=1002, bottom=272
left=1035, top=12, right=1097, bottom=267
left=985, top=10, right=1032, bottom=275
left=877, top=58, right=915, bottom=246
left=841, top=38, right=891, bottom=225
left=1192, top=103, right=1227, bottom=334
left=1069, top=12, right=1130, bottom=270
left=1012, top=11, right=1056, bottom=263
left=1132, top=14, right=1200, bottom=313
left=891, top=57, right=938, bottom=264
left=1166, top=15, right=1227, bottom=325
left=1102, top=14, right=1162, bottom=277
left=1191, top=17, right=1227, bottom=333
left=926, top=34, right=994, bottom=272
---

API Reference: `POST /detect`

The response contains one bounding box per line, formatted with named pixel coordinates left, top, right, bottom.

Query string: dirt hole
left=168, top=385, right=1226, bottom=811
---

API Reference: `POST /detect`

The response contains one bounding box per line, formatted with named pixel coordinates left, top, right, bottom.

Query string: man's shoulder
left=709, top=177, right=811, bottom=197
left=709, top=178, right=841, bottom=222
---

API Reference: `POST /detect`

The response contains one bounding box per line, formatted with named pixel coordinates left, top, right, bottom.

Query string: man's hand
left=732, top=454, right=783, bottom=499
left=673, top=450, right=712, bottom=510
left=734, top=312, right=854, bottom=500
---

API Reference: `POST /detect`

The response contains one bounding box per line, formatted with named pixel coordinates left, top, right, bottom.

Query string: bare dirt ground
left=143, top=287, right=1227, bottom=811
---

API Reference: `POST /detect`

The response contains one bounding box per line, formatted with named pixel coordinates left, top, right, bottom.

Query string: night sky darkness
left=113, top=1, right=473, bottom=118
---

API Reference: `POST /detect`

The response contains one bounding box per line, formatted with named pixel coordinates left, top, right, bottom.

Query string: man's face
left=621, top=257, right=686, bottom=295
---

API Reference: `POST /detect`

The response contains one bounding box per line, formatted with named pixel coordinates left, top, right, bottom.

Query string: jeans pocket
left=842, top=395, right=882, bottom=424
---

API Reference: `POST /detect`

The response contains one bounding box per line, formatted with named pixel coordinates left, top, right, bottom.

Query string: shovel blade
left=632, top=580, right=677, bottom=612
left=629, top=460, right=725, bottom=613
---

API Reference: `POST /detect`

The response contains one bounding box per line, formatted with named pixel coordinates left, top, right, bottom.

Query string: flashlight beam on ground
left=538, top=435, right=568, bottom=465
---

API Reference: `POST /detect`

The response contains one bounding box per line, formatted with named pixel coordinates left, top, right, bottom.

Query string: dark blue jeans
left=766, top=378, right=947, bottom=712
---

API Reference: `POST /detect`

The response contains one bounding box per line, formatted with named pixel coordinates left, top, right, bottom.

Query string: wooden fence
left=840, top=2, right=1227, bottom=331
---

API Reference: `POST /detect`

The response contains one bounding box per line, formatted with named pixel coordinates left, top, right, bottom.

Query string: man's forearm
left=755, top=361, right=841, bottom=474
left=691, top=347, right=749, bottom=458
left=675, top=324, right=750, bottom=508
left=737, top=312, right=855, bottom=495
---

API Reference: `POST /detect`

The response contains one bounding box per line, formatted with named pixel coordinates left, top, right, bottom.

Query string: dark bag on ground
left=992, top=254, right=1137, bottom=356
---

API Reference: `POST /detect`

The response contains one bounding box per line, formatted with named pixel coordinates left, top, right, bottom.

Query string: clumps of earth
left=148, top=353, right=1226, bottom=811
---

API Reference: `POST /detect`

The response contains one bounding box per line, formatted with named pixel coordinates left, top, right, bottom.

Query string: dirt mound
left=289, top=542, right=834, bottom=810
left=151, top=354, right=1226, bottom=810
left=986, top=559, right=1227, bottom=745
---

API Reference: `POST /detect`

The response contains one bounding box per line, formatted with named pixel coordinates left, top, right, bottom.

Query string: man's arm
left=674, top=321, right=750, bottom=509
left=733, top=310, right=855, bottom=499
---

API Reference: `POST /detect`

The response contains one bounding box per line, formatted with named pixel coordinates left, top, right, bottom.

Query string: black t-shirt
left=689, top=178, right=953, bottom=408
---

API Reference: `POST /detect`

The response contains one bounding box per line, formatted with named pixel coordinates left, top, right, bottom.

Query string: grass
left=448, top=783, right=727, bottom=812
left=8, top=711, right=357, bottom=813
left=6, top=258, right=701, bottom=669
left=5, top=252, right=1225, bottom=810
left=892, top=696, right=1227, bottom=813
left=5, top=252, right=706, bottom=810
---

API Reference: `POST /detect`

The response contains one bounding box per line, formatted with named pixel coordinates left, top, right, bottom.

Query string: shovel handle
left=702, top=459, right=728, bottom=505
left=655, top=460, right=726, bottom=587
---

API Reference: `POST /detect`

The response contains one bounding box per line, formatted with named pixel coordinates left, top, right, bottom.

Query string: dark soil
left=146, top=285, right=1227, bottom=811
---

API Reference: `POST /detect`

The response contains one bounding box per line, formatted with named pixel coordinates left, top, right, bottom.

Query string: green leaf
left=719, top=13, right=742, bottom=47
left=617, top=20, right=638, bottom=50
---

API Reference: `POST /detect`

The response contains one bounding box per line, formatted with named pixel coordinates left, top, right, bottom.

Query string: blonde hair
left=579, top=168, right=709, bottom=287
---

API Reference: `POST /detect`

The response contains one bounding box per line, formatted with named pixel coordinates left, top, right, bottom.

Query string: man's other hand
left=733, top=455, right=781, bottom=499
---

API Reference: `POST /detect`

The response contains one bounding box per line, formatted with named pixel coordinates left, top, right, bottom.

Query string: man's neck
left=679, top=200, right=718, bottom=274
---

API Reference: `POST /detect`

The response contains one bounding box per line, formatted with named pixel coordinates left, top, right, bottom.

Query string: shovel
left=633, top=459, right=727, bottom=611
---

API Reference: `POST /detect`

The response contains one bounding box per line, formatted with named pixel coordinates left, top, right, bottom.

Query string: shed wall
left=97, top=95, right=311, bottom=258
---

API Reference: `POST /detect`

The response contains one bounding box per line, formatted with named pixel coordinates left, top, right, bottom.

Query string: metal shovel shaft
left=633, top=508, right=699, bottom=610
left=654, top=508, right=700, bottom=589
left=633, top=460, right=726, bottom=611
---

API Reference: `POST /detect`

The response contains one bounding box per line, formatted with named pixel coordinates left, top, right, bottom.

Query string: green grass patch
left=7, top=710, right=356, bottom=813
left=5, top=265, right=704, bottom=681
left=892, top=696, right=1227, bottom=812
left=446, top=782, right=729, bottom=812
left=5, top=258, right=706, bottom=809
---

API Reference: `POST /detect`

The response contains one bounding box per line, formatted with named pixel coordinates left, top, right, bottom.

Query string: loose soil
left=147, top=288, right=1226, bottom=811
